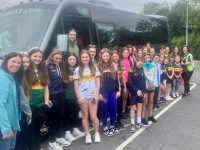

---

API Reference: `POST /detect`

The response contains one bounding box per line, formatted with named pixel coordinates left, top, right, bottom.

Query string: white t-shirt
left=73, top=66, right=101, bottom=99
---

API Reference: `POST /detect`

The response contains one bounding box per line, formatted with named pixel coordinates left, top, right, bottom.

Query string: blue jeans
left=0, top=132, right=16, bottom=150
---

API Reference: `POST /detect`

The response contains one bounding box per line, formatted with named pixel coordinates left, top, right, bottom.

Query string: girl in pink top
left=121, top=47, right=131, bottom=116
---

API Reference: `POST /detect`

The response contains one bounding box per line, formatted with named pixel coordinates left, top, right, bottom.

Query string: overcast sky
left=0, top=0, right=178, bottom=13
left=106, top=0, right=177, bottom=13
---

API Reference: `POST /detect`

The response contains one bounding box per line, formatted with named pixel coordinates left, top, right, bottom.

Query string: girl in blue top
left=0, top=52, right=23, bottom=150
left=46, top=49, right=70, bottom=149
left=98, top=48, right=120, bottom=137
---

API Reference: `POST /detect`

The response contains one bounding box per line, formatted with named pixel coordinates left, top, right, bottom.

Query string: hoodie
left=47, top=63, right=64, bottom=95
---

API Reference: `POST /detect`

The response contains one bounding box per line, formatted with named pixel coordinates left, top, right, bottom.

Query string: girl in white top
left=73, top=50, right=101, bottom=144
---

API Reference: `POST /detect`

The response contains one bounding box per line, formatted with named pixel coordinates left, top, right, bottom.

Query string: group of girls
left=0, top=43, right=193, bottom=150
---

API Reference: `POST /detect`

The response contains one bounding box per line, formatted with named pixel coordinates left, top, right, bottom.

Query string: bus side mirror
left=57, top=34, right=68, bottom=52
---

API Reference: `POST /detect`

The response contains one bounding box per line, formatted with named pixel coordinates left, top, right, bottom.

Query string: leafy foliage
left=143, top=0, right=200, bottom=60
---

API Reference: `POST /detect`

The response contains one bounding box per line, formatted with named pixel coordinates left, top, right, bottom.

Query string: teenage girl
left=120, top=47, right=131, bottom=118
left=172, top=55, right=182, bottom=98
left=74, top=50, right=101, bottom=144
left=159, top=54, right=167, bottom=103
left=128, top=57, right=146, bottom=132
left=142, top=53, right=157, bottom=125
left=15, top=54, right=32, bottom=150
left=98, top=48, right=120, bottom=136
left=46, top=49, right=70, bottom=149
left=64, top=53, right=84, bottom=142
left=112, top=50, right=126, bottom=129
left=165, top=57, right=174, bottom=101
left=27, top=48, right=50, bottom=150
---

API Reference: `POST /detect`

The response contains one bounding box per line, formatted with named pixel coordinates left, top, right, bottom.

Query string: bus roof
left=0, top=0, right=165, bottom=20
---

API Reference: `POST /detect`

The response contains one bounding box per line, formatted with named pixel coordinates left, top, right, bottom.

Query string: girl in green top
left=27, top=48, right=50, bottom=150
left=64, top=53, right=85, bottom=142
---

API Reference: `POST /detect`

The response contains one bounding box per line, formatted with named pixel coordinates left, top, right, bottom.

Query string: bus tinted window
left=117, top=18, right=168, bottom=47
left=96, top=23, right=117, bottom=48
left=0, top=6, right=55, bottom=56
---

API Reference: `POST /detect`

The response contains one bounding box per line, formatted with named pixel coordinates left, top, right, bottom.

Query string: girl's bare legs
left=148, top=92, right=154, bottom=116
left=79, top=101, right=89, bottom=134
left=122, top=89, right=129, bottom=113
left=88, top=102, right=99, bottom=133
left=130, top=105, right=136, bottom=124
left=142, top=94, right=148, bottom=118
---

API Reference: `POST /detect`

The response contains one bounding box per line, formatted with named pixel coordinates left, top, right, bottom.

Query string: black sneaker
left=141, top=118, right=149, bottom=126
left=103, top=129, right=114, bottom=137
left=148, top=116, right=157, bottom=123
left=182, top=93, right=188, bottom=97
left=121, top=113, right=128, bottom=119
left=130, top=124, right=136, bottom=133
left=116, top=122, right=125, bottom=130
left=110, top=127, right=120, bottom=135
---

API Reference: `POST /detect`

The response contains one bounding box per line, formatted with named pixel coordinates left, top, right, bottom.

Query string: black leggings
left=15, top=112, right=29, bottom=150
left=28, top=107, right=46, bottom=150
left=49, top=93, right=65, bottom=142
left=117, top=87, right=124, bottom=123
left=64, top=99, right=80, bottom=131
left=182, top=71, right=193, bottom=93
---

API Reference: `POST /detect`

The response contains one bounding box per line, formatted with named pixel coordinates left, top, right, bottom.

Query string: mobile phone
left=91, top=98, right=96, bottom=104
left=48, top=101, right=53, bottom=108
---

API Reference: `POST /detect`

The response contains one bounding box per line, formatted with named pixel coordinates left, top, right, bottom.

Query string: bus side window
left=96, top=22, right=117, bottom=49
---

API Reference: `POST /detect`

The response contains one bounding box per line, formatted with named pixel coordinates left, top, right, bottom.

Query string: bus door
left=60, top=4, right=94, bottom=50
left=61, top=16, right=93, bottom=50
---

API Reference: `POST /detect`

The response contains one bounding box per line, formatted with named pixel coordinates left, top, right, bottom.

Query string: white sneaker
left=166, top=96, right=173, bottom=101
left=65, top=131, right=76, bottom=142
left=48, top=142, right=63, bottom=150
left=176, top=92, right=179, bottom=97
left=78, top=111, right=82, bottom=118
left=73, top=128, right=85, bottom=139
left=85, top=133, right=92, bottom=144
left=56, top=138, right=71, bottom=146
left=94, top=132, right=101, bottom=143
left=172, top=92, right=176, bottom=98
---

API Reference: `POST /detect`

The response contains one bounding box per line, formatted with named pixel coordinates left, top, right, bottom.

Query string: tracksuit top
left=128, top=65, right=146, bottom=94
left=47, top=63, right=64, bottom=95
left=143, top=62, right=157, bottom=90
left=100, top=69, right=118, bottom=93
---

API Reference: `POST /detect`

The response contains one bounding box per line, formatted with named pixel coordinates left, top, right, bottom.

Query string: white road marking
left=115, top=82, right=197, bottom=150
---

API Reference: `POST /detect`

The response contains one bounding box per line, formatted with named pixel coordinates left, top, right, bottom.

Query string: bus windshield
left=0, top=6, right=56, bottom=56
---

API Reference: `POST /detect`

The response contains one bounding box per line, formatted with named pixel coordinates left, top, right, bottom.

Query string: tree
left=143, top=0, right=200, bottom=60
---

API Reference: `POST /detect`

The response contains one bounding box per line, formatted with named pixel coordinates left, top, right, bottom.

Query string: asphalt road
left=43, top=61, right=200, bottom=150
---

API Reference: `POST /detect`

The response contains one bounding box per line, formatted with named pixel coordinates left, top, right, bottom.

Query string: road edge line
left=115, top=82, right=197, bottom=150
